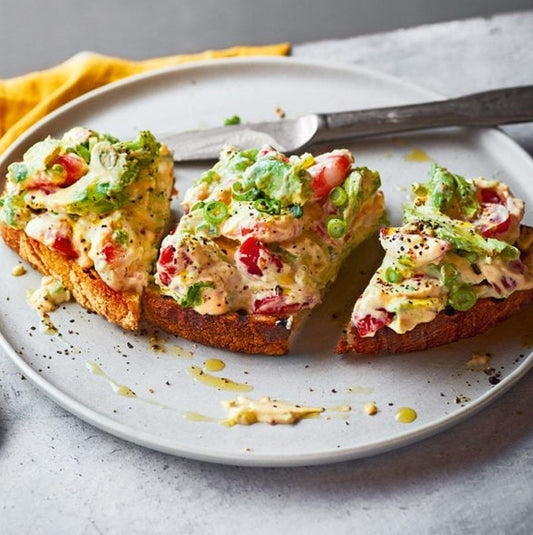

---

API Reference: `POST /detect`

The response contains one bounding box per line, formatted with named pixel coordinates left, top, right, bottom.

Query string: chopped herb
left=179, top=282, right=215, bottom=308
left=224, top=115, right=241, bottom=126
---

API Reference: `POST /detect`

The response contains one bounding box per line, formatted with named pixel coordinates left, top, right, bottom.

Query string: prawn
left=307, top=149, right=353, bottom=199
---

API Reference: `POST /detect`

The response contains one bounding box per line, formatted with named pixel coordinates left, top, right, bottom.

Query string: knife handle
left=316, top=85, right=533, bottom=142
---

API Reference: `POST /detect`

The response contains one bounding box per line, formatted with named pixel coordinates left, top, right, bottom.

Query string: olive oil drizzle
left=187, top=365, right=253, bottom=392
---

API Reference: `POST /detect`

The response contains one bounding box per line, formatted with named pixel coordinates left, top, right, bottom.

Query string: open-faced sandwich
left=336, top=164, right=533, bottom=354
left=0, top=127, right=175, bottom=330
left=143, top=145, right=385, bottom=355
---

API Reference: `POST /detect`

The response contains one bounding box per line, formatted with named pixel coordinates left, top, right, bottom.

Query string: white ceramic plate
left=1, top=57, right=532, bottom=467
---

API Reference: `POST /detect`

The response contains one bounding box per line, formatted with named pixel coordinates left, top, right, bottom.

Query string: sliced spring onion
left=440, top=263, right=458, bottom=287
left=191, top=201, right=206, bottom=212
left=327, top=217, right=347, bottom=239
left=329, top=186, right=348, bottom=207
left=232, top=182, right=261, bottom=202
left=449, top=285, right=477, bottom=311
left=456, top=249, right=479, bottom=263
left=253, top=198, right=281, bottom=215
left=203, top=201, right=228, bottom=225
left=232, top=181, right=244, bottom=194
left=385, top=266, right=403, bottom=284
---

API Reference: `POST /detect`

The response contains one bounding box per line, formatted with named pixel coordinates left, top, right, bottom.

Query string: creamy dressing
left=1, top=127, right=174, bottom=295
left=11, top=264, right=26, bottom=277
left=156, top=145, right=384, bottom=316
left=351, top=166, right=533, bottom=337
left=364, top=402, right=379, bottom=416
left=203, top=358, right=225, bottom=372
left=222, top=396, right=324, bottom=425
left=467, top=352, right=492, bottom=370
left=27, top=275, right=71, bottom=314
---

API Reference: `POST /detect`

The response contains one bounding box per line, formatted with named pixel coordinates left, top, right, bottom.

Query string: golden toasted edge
left=336, top=225, right=533, bottom=355
left=141, top=284, right=302, bottom=355
left=1, top=223, right=140, bottom=330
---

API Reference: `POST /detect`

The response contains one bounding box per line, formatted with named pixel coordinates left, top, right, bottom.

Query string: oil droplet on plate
left=39, top=314, right=58, bottom=335
left=395, top=406, right=417, bottom=423
left=187, top=365, right=253, bottom=392
left=183, top=411, right=219, bottom=423
left=520, top=333, right=533, bottom=348
left=86, top=360, right=136, bottom=397
left=203, top=358, right=225, bottom=372
left=404, top=148, right=432, bottom=162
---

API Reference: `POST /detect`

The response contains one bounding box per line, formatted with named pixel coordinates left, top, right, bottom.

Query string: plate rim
left=1, top=55, right=532, bottom=467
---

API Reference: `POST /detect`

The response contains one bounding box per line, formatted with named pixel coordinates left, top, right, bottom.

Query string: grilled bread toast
left=0, top=127, right=174, bottom=329
left=336, top=165, right=533, bottom=354
left=144, top=146, right=385, bottom=354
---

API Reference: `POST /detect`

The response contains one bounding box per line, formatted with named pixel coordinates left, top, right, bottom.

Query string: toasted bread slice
left=0, top=127, right=174, bottom=330
left=142, top=284, right=302, bottom=355
left=2, top=223, right=140, bottom=329
left=145, top=146, right=385, bottom=355
left=336, top=266, right=533, bottom=354
left=336, top=164, right=533, bottom=355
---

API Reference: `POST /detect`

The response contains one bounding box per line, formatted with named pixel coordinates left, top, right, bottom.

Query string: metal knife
left=159, top=85, right=533, bottom=162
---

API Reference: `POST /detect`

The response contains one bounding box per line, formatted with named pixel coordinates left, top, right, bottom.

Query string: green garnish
left=327, top=217, right=347, bottom=239
left=385, top=266, right=404, bottom=284
left=8, top=163, right=28, bottom=182
left=329, top=186, right=348, bottom=208
left=288, top=204, right=303, bottom=219
left=203, top=201, right=228, bottom=225
left=440, top=263, right=458, bottom=288
left=113, top=229, right=129, bottom=245
left=232, top=181, right=262, bottom=202
left=179, top=282, right=215, bottom=308
left=224, top=115, right=241, bottom=126
left=253, top=197, right=282, bottom=216
left=448, top=285, right=477, bottom=311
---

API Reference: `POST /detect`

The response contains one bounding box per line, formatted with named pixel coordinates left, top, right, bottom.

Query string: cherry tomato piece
left=253, top=295, right=303, bottom=315
left=54, top=153, right=87, bottom=186
left=52, top=235, right=78, bottom=260
left=354, top=309, right=394, bottom=337
left=237, top=237, right=283, bottom=276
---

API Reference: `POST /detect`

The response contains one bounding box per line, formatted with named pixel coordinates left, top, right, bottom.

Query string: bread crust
left=336, top=288, right=533, bottom=354
left=336, top=225, right=533, bottom=355
left=1, top=223, right=139, bottom=330
left=141, top=285, right=300, bottom=355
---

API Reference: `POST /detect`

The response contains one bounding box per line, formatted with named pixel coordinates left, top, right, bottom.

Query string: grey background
left=2, top=0, right=533, bottom=76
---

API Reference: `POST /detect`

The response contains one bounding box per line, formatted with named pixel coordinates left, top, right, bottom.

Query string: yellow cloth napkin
left=0, top=43, right=290, bottom=155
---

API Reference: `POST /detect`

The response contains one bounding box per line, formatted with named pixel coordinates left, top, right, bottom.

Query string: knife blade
left=158, top=85, right=533, bottom=162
